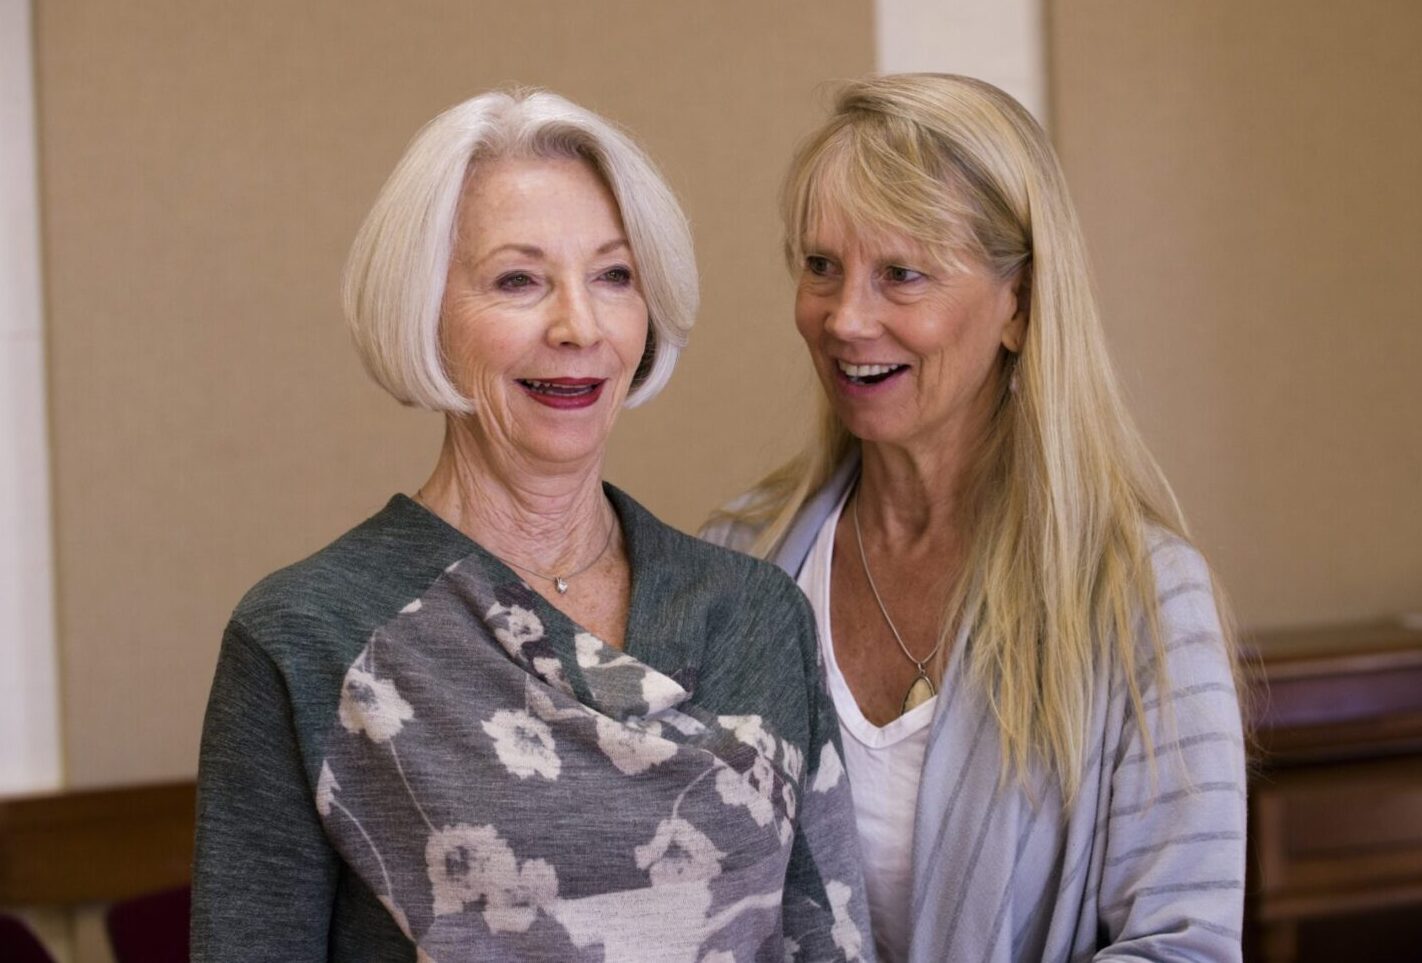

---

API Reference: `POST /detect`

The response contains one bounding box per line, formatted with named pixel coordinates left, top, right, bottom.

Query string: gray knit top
left=192, top=487, right=873, bottom=962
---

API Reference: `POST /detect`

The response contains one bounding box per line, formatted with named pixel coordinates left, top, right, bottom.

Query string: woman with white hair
left=706, top=74, right=1247, bottom=962
left=192, top=90, right=872, bottom=962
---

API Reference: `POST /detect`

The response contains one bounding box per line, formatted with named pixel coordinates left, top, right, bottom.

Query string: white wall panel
left=875, top=0, right=1047, bottom=124
left=0, top=0, right=61, bottom=794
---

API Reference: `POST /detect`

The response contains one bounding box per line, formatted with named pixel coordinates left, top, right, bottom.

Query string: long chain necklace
left=416, top=490, right=616, bottom=595
left=851, top=494, right=945, bottom=714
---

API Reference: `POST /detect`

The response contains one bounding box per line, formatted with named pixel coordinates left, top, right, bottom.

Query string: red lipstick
left=517, top=377, right=606, bottom=409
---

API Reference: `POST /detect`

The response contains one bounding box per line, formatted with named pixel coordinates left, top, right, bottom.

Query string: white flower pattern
left=531, top=655, right=573, bottom=694
left=313, top=543, right=870, bottom=960
left=782, top=741, right=805, bottom=784
left=575, top=631, right=609, bottom=667
left=641, top=670, right=687, bottom=713
left=811, top=742, right=845, bottom=792
left=486, top=601, right=544, bottom=654
left=485, top=857, right=559, bottom=933
left=826, top=880, right=865, bottom=960
left=425, top=823, right=558, bottom=932
left=634, top=818, right=725, bottom=885
left=482, top=709, right=560, bottom=780
left=715, top=755, right=777, bottom=827
left=338, top=666, right=414, bottom=743
left=596, top=715, right=678, bottom=775
left=726, top=715, right=777, bottom=757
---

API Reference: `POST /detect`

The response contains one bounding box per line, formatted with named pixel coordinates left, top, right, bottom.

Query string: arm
left=191, top=621, right=340, bottom=961
left=1094, top=542, right=1247, bottom=962
left=779, top=593, right=876, bottom=962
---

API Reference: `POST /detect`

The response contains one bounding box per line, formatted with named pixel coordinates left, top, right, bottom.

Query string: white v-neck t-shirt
left=796, top=489, right=936, bottom=963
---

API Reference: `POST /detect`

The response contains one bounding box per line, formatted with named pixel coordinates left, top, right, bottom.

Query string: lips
left=517, top=377, right=606, bottom=409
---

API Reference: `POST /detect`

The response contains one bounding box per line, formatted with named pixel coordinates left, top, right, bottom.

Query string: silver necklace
left=851, top=494, right=945, bottom=713
left=416, top=490, right=616, bottom=594
left=490, top=515, right=616, bottom=594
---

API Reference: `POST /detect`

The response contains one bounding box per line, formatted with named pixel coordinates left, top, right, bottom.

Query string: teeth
left=837, top=362, right=903, bottom=378
left=522, top=380, right=595, bottom=394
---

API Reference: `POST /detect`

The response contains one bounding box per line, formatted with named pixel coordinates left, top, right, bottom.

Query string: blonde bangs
left=784, top=117, right=980, bottom=275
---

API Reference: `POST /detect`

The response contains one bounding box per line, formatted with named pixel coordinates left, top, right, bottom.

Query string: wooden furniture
left=0, top=781, right=195, bottom=905
left=1245, top=619, right=1422, bottom=963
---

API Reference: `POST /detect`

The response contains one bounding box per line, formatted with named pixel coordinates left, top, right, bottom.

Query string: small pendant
left=902, top=673, right=937, bottom=713
left=554, top=577, right=569, bottom=595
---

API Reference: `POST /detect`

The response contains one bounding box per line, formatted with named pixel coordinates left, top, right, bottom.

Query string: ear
left=1001, top=267, right=1031, bottom=353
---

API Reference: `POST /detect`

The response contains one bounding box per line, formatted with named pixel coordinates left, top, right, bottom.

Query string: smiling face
left=439, top=156, right=649, bottom=469
left=794, top=209, right=1026, bottom=458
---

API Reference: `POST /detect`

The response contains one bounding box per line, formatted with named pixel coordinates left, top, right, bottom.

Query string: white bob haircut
left=342, top=89, right=698, bottom=412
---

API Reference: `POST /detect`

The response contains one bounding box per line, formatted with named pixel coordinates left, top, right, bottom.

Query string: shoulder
left=1142, top=528, right=1228, bottom=656
left=230, top=495, right=468, bottom=658
left=1147, top=528, right=1213, bottom=598
left=701, top=455, right=860, bottom=575
left=1128, top=527, right=1241, bottom=725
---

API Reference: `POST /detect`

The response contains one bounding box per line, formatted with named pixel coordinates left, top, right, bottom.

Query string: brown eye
left=805, top=256, right=833, bottom=276
left=883, top=265, right=925, bottom=284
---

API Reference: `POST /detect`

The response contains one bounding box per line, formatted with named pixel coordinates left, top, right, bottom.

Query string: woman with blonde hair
left=705, top=74, right=1246, bottom=961
left=192, top=88, right=872, bottom=961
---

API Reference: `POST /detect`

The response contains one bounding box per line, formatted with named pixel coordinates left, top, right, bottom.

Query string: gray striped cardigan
left=704, top=456, right=1246, bottom=962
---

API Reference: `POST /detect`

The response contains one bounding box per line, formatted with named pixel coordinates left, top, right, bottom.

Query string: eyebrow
left=472, top=238, right=631, bottom=267
left=801, top=237, right=933, bottom=266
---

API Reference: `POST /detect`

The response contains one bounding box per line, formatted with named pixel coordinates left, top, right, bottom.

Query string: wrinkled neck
left=415, top=416, right=613, bottom=572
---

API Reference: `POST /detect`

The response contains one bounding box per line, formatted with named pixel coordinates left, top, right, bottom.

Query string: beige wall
left=1050, top=0, right=1422, bottom=630
left=35, top=0, right=873, bottom=788
left=37, top=0, right=1420, bottom=795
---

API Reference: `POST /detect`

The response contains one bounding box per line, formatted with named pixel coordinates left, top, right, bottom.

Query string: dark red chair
left=0, top=913, right=57, bottom=963
left=104, top=884, right=190, bottom=963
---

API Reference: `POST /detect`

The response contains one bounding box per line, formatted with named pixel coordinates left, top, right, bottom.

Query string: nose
left=547, top=283, right=601, bottom=348
left=822, top=277, right=881, bottom=341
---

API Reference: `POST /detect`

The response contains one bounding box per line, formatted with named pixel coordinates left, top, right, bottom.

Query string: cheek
left=440, top=314, right=519, bottom=391
left=610, top=306, right=651, bottom=374
left=792, top=292, right=822, bottom=347
left=623, top=324, right=651, bottom=381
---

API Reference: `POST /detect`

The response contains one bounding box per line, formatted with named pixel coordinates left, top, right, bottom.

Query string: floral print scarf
left=317, top=544, right=869, bottom=962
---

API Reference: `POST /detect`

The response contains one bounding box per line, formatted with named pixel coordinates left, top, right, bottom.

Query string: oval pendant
left=554, top=577, right=569, bottom=594
left=902, top=674, right=937, bottom=713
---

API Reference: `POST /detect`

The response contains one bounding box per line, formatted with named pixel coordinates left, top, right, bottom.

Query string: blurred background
left=1, top=1, right=1418, bottom=960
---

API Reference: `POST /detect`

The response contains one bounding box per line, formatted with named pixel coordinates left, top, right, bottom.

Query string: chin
left=827, top=405, right=903, bottom=446
left=517, top=426, right=613, bottom=468
left=843, top=425, right=911, bottom=447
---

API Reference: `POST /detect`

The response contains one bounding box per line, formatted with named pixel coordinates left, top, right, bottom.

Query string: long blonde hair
left=722, top=74, right=1236, bottom=801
